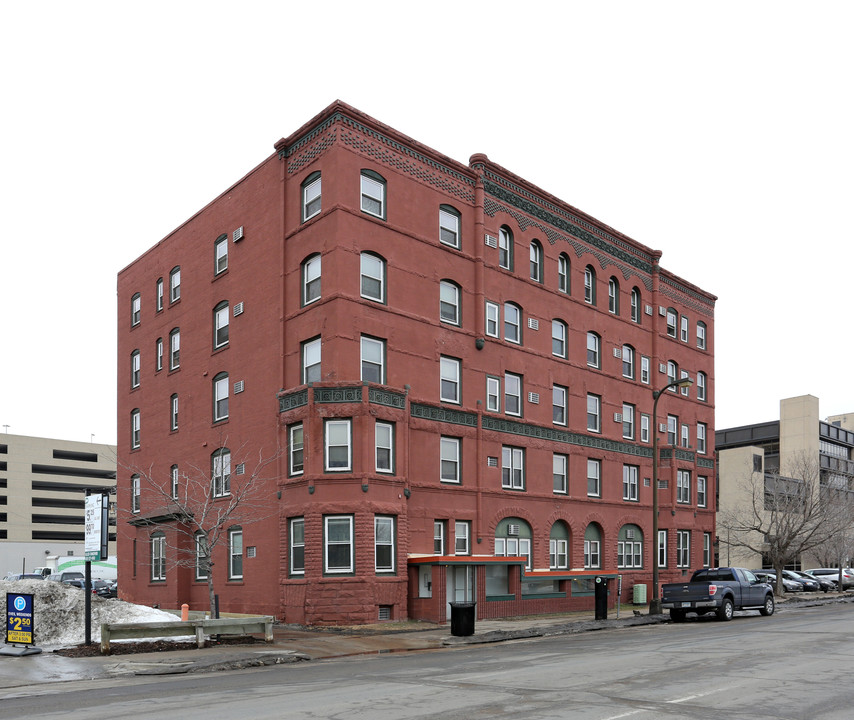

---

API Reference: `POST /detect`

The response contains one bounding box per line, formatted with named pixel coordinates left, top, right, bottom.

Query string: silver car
left=804, top=568, right=854, bottom=590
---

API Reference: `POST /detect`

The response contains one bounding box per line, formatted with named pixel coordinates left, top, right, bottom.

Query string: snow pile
left=1, top=579, right=180, bottom=647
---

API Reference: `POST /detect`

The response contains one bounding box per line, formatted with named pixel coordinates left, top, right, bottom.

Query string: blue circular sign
left=13, top=596, right=26, bottom=612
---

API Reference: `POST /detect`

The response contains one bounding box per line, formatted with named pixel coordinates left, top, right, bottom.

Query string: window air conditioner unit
left=232, top=226, right=244, bottom=243
left=528, top=392, right=540, bottom=404
left=485, top=234, right=497, bottom=248
left=528, top=318, right=539, bottom=330
left=659, top=423, right=667, bottom=432
left=487, top=456, right=498, bottom=467
left=614, top=413, right=623, bottom=423
left=233, top=302, right=244, bottom=316
left=626, top=528, right=635, bottom=539
left=507, top=524, right=520, bottom=536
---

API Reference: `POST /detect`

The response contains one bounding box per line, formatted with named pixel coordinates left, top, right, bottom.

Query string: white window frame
left=455, top=521, right=470, bottom=555
left=170, top=393, right=178, bottom=431
left=439, top=207, right=460, bottom=248
left=697, top=372, right=707, bottom=401
left=131, top=475, right=140, bottom=513
left=667, top=414, right=678, bottom=445
left=553, top=453, right=568, bottom=494
left=553, top=385, right=567, bottom=426
left=156, top=337, right=163, bottom=372
left=504, top=303, right=521, bottom=344
left=486, top=376, right=500, bottom=413
left=213, top=373, right=229, bottom=422
left=498, top=227, right=513, bottom=270
left=623, top=464, right=639, bottom=501
left=303, top=254, right=321, bottom=305
left=552, top=320, right=567, bottom=358
left=434, top=521, right=446, bottom=555
left=677, top=530, right=690, bottom=568
left=360, top=335, right=385, bottom=384
left=325, top=419, right=352, bottom=472
left=697, top=476, right=708, bottom=508
left=608, top=277, right=618, bottom=314
left=375, top=421, right=394, bottom=474
left=360, top=253, right=385, bottom=303
left=214, top=302, right=229, bottom=349
left=303, top=175, right=322, bottom=221
left=530, top=241, right=543, bottom=282
left=618, top=539, right=643, bottom=569
left=504, top=372, right=522, bottom=416
left=703, top=532, right=711, bottom=567
left=587, top=332, right=600, bottom=368
left=697, top=322, right=707, bottom=350
left=195, top=533, right=209, bottom=580
left=324, top=515, right=354, bottom=574
left=666, top=308, right=677, bottom=337
left=550, top=538, right=569, bottom=570
left=439, top=281, right=460, bottom=325
left=303, top=337, right=321, bottom=384
left=169, top=329, right=180, bottom=370
left=131, top=410, right=140, bottom=449
left=681, top=423, right=690, bottom=448
left=640, top=413, right=650, bottom=443
left=290, top=518, right=305, bottom=575
left=641, top=356, right=651, bottom=384
left=374, top=515, right=395, bottom=573
left=630, top=288, right=640, bottom=323
left=171, top=464, right=179, bottom=499
left=558, top=254, right=569, bottom=293
left=212, top=448, right=231, bottom=497
left=622, top=403, right=635, bottom=439
left=658, top=530, right=668, bottom=568
left=440, top=437, right=460, bottom=484
left=587, top=459, right=601, bottom=497
left=584, top=267, right=595, bottom=304
left=228, top=528, right=243, bottom=580
left=131, top=350, right=140, bottom=388
left=214, top=235, right=228, bottom=275
left=697, top=422, right=707, bottom=454
left=289, top=424, right=304, bottom=476
left=360, top=172, right=385, bottom=219
left=587, top=394, right=601, bottom=433
left=502, top=446, right=525, bottom=490
left=156, top=278, right=164, bottom=311
left=622, top=345, right=635, bottom=379
left=170, top=267, right=181, bottom=303
left=680, top=315, right=689, bottom=342
left=131, top=293, right=141, bottom=325
left=485, top=301, right=499, bottom=338
left=584, top=538, right=601, bottom=569
left=677, top=469, right=691, bottom=504
left=440, top=356, right=461, bottom=404
left=151, top=534, right=166, bottom=581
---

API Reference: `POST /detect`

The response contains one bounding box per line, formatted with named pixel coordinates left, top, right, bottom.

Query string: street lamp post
left=650, top=375, right=693, bottom=615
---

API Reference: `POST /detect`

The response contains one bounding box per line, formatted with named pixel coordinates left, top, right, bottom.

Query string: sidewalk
left=2, top=593, right=850, bottom=689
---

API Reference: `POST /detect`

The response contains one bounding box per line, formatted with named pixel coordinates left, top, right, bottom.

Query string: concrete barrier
left=100, top=616, right=274, bottom=655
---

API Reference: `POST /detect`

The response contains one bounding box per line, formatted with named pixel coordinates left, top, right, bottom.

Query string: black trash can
left=449, top=601, right=477, bottom=636
left=594, top=576, right=609, bottom=620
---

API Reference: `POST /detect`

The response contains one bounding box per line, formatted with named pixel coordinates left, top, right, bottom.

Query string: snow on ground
left=1, top=579, right=180, bottom=647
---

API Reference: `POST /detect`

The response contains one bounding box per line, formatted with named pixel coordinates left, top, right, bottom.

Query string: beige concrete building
left=0, top=433, right=116, bottom=575
left=716, top=395, right=854, bottom=569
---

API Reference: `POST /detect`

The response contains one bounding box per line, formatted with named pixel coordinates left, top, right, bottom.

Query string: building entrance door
left=446, top=565, right=474, bottom=619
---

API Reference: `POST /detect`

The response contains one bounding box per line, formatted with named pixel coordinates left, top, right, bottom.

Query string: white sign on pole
left=84, top=494, right=102, bottom=560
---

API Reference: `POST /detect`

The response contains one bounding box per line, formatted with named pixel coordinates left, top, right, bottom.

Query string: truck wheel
left=670, top=609, right=686, bottom=623
left=717, top=598, right=734, bottom=621
left=760, top=594, right=775, bottom=616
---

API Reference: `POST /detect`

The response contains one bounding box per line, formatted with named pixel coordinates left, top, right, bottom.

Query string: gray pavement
left=2, top=593, right=851, bottom=689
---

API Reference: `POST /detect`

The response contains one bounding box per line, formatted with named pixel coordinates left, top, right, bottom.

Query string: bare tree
left=124, top=440, right=281, bottom=616
left=718, top=452, right=851, bottom=596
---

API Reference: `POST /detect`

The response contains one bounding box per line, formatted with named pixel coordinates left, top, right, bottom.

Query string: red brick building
left=117, top=101, right=716, bottom=624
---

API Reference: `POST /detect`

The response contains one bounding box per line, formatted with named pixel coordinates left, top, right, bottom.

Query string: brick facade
left=117, top=101, right=716, bottom=624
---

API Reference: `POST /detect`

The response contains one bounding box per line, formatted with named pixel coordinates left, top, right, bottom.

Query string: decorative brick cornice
left=697, top=457, right=715, bottom=469
left=410, top=403, right=477, bottom=427
left=314, top=386, right=362, bottom=404
left=368, top=387, right=406, bottom=409
left=660, top=448, right=696, bottom=463
left=278, top=389, right=308, bottom=413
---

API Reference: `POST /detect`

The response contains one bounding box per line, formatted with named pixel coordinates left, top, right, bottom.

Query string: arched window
left=697, top=321, right=707, bottom=349
left=170, top=393, right=178, bottom=431
left=439, top=280, right=461, bottom=325
left=584, top=265, right=597, bottom=305
left=360, top=169, right=386, bottom=219
left=439, top=204, right=461, bottom=249
left=498, top=226, right=513, bottom=270
left=697, top=371, right=707, bottom=401
left=530, top=240, right=543, bottom=282
left=617, top=525, right=643, bottom=568
left=584, top=524, right=602, bottom=569
left=666, top=308, right=678, bottom=337
left=630, top=287, right=642, bottom=323
left=156, top=278, right=164, bottom=311
left=550, top=522, right=570, bottom=570
left=169, top=328, right=180, bottom=370
left=302, top=171, right=321, bottom=222
left=667, top=361, right=678, bottom=389
left=587, top=331, right=601, bottom=368
left=504, top=302, right=521, bottom=344
left=213, top=301, right=229, bottom=349
left=131, top=293, right=141, bottom=326
left=608, top=277, right=620, bottom=314
left=552, top=319, right=567, bottom=358
left=130, top=409, right=140, bottom=449
left=213, top=372, right=229, bottom=422
left=360, top=252, right=386, bottom=303
left=494, top=517, right=532, bottom=570
left=169, top=266, right=181, bottom=303
left=558, top=253, right=570, bottom=294
left=131, top=350, right=140, bottom=388
left=302, top=253, right=321, bottom=305
left=622, top=344, right=635, bottom=379
left=155, top=337, right=163, bottom=372
left=212, top=447, right=231, bottom=497
left=214, top=234, right=228, bottom=275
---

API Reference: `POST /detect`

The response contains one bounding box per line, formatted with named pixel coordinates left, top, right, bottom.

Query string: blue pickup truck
left=661, top=567, right=775, bottom=622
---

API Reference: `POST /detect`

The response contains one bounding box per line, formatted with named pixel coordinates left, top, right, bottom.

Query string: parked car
left=753, top=571, right=802, bottom=593
left=5, top=573, right=45, bottom=581
left=47, top=571, right=85, bottom=583
left=805, top=568, right=854, bottom=590
left=92, top=579, right=112, bottom=597
left=782, top=570, right=819, bottom=592
left=794, top=570, right=834, bottom=592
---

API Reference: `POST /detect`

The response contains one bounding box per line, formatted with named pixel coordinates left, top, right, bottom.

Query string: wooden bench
left=100, top=616, right=274, bottom=655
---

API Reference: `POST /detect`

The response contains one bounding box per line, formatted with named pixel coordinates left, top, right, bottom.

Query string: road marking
left=601, top=687, right=726, bottom=720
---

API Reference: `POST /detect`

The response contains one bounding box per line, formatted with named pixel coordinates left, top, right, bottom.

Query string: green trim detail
left=660, top=448, right=696, bottom=463
left=278, top=389, right=308, bottom=413
left=369, top=387, right=406, bottom=409
left=697, top=457, right=715, bottom=469
left=411, top=403, right=477, bottom=427
left=314, top=386, right=362, bottom=404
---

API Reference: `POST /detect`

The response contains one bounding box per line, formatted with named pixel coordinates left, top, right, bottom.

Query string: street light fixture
left=650, top=374, right=693, bottom=615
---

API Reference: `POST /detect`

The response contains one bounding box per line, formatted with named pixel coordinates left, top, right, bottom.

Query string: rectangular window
left=553, top=453, right=568, bottom=494
left=228, top=528, right=243, bottom=580
left=361, top=335, right=385, bottom=384
left=667, top=415, right=677, bottom=446
left=131, top=410, right=140, bottom=449
left=455, top=521, right=470, bottom=555
left=681, top=423, right=689, bottom=448
left=698, top=372, right=707, bottom=401
left=433, top=521, right=446, bottom=555
left=156, top=338, right=163, bottom=372
left=504, top=304, right=520, bottom=343
left=587, top=394, right=600, bottom=433
left=439, top=208, right=460, bottom=248
left=641, top=356, right=650, bottom=384
left=586, top=333, right=600, bottom=368
left=156, top=279, right=164, bottom=311
left=658, top=530, right=668, bottom=568
left=440, top=437, right=460, bottom=483
left=302, top=337, right=321, bottom=384
left=376, top=422, right=394, bottom=473
left=697, top=476, right=707, bottom=508
left=215, top=236, right=228, bottom=275
left=622, top=403, right=635, bottom=439
left=170, top=267, right=181, bottom=303
left=584, top=539, right=600, bottom=568
left=131, top=475, right=140, bottom=513
left=550, top=539, right=569, bottom=570
left=195, top=534, right=209, bottom=580
left=552, top=320, right=567, bottom=358
left=375, top=516, right=395, bottom=573
left=502, top=446, right=524, bottom=490
left=325, top=419, right=352, bottom=471
left=703, top=532, right=712, bottom=567
left=170, top=330, right=180, bottom=370
left=666, top=309, right=677, bottom=337
left=171, top=465, right=179, bottom=499
left=553, top=385, right=567, bottom=425
left=697, top=323, right=707, bottom=350
left=290, top=518, right=305, bottom=575
left=131, top=294, right=141, bottom=325
left=618, top=541, right=643, bottom=569
left=324, top=515, right=354, bottom=573
left=587, top=459, right=601, bottom=497
left=151, top=535, right=165, bottom=581
left=440, top=356, right=461, bottom=403
left=697, top=423, right=707, bottom=454
left=289, top=424, right=304, bottom=475
left=213, top=374, right=229, bottom=422
left=680, top=315, right=689, bottom=342
left=677, top=470, right=691, bottom=504
left=131, top=351, right=140, bottom=388
left=214, top=303, right=230, bottom=348
left=303, top=255, right=321, bottom=305
left=677, top=530, right=690, bottom=568
left=504, top=372, right=522, bottom=416
left=485, top=300, right=499, bottom=338
left=623, top=464, right=639, bottom=501
left=212, top=449, right=231, bottom=497
left=486, top=376, right=500, bottom=413
left=640, top=414, right=650, bottom=443
left=361, top=173, right=385, bottom=218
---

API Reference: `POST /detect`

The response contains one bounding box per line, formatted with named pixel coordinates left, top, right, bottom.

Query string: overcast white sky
left=2, top=2, right=852, bottom=445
